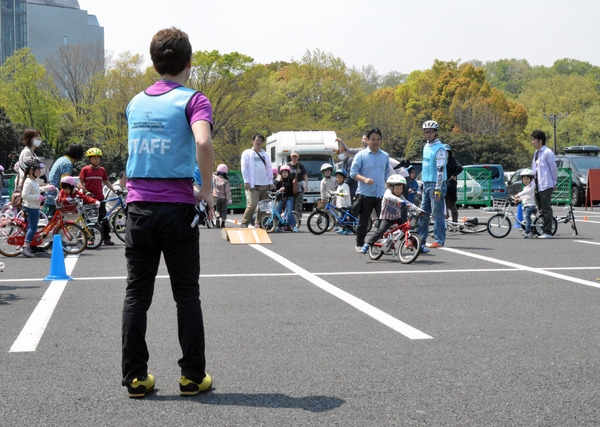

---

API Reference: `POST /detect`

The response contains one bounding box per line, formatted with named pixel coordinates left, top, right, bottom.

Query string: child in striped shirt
left=361, top=174, right=412, bottom=254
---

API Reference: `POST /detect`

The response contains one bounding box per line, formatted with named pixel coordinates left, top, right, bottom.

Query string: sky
left=78, top=0, right=600, bottom=75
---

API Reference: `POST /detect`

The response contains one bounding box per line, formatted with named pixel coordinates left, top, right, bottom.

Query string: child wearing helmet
left=57, top=175, right=99, bottom=214
left=330, top=169, right=352, bottom=234
left=319, top=163, right=335, bottom=208
left=274, top=164, right=298, bottom=232
left=406, top=166, right=419, bottom=204
left=513, top=169, right=536, bottom=238
left=212, top=164, right=232, bottom=228
left=361, top=174, right=413, bottom=254
left=19, top=158, right=55, bottom=257
left=80, top=147, right=118, bottom=245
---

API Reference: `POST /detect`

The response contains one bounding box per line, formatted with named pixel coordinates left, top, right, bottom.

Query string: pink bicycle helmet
left=60, top=175, right=79, bottom=186
left=279, top=164, right=291, bottom=173
left=272, top=166, right=279, bottom=175
left=216, top=164, right=228, bottom=173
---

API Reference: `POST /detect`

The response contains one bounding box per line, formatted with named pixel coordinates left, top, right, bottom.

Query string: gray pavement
left=1, top=207, right=600, bottom=425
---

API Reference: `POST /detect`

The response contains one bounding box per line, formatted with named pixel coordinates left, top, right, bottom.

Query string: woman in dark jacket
left=444, top=144, right=463, bottom=223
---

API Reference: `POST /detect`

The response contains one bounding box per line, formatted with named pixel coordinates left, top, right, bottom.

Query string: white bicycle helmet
left=521, top=168, right=534, bottom=177
left=320, top=163, right=333, bottom=172
left=422, top=120, right=439, bottom=130
left=387, top=174, right=407, bottom=186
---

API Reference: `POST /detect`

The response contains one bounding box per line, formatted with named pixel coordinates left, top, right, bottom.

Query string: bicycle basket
left=492, top=198, right=507, bottom=210
left=409, top=213, right=420, bottom=229
left=258, top=199, right=275, bottom=213
left=80, top=204, right=99, bottom=223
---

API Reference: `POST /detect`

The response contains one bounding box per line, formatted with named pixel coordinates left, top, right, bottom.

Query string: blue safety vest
left=422, top=141, right=447, bottom=183
left=126, top=87, right=197, bottom=179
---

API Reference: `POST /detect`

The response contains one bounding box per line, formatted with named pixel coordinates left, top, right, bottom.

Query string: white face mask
left=33, top=139, right=42, bottom=147
left=338, top=152, right=347, bottom=161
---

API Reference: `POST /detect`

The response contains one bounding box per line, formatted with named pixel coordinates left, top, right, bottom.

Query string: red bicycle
left=0, top=205, right=87, bottom=257
left=368, top=206, right=426, bottom=264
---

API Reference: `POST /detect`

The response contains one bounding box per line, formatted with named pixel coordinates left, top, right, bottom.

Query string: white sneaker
left=355, top=246, right=363, bottom=253
left=538, top=233, right=552, bottom=239
left=21, top=247, right=35, bottom=258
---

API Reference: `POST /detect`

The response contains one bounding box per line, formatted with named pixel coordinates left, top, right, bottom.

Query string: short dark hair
left=20, top=128, right=41, bottom=147
left=366, top=128, right=382, bottom=139
left=150, top=28, right=192, bottom=76
left=252, top=134, right=265, bottom=142
left=531, top=130, right=546, bottom=145
left=65, top=143, right=84, bottom=160
left=118, top=170, right=126, bottom=179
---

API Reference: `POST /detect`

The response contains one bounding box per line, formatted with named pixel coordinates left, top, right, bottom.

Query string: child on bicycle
left=20, top=158, right=55, bottom=258
left=58, top=176, right=99, bottom=214
left=274, top=164, right=297, bottom=232
left=361, top=174, right=413, bottom=254
left=212, top=164, right=232, bottom=228
left=513, top=168, right=536, bottom=239
left=330, top=169, right=352, bottom=234
left=319, top=163, right=336, bottom=208
left=80, top=148, right=117, bottom=245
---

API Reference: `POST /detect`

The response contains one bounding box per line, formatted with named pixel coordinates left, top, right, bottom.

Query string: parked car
left=504, top=171, right=516, bottom=185
left=462, top=164, right=507, bottom=206
left=555, top=145, right=600, bottom=206
left=506, top=168, right=527, bottom=198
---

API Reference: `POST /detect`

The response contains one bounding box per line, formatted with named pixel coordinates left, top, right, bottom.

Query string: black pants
left=355, top=195, right=382, bottom=246
left=367, top=218, right=401, bottom=246
left=535, top=188, right=554, bottom=235
left=99, top=203, right=111, bottom=241
left=122, top=202, right=207, bottom=385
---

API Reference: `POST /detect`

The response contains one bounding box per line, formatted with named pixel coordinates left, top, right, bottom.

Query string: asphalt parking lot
left=1, top=206, right=600, bottom=426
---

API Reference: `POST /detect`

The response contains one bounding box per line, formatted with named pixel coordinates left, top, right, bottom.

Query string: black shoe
left=104, top=239, right=115, bottom=246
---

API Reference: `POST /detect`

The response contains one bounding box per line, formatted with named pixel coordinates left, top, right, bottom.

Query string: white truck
left=266, top=131, right=339, bottom=209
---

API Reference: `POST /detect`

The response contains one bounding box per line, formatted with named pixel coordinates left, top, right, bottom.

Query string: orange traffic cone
left=235, top=219, right=238, bottom=224
left=463, top=217, right=466, bottom=222
left=584, top=216, right=588, bottom=221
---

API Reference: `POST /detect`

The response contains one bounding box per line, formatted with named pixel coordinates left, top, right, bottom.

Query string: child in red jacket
left=58, top=175, right=99, bottom=214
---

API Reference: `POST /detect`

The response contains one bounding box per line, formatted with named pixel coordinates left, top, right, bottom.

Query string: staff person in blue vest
left=349, top=127, right=391, bottom=253
left=417, top=120, right=447, bottom=252
left=122, top=27, right=214, bottom=398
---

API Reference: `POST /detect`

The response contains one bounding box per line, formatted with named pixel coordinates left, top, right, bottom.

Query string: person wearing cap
left=417, top=120, right=447, bottom=251
left=444, top=144, right=463, bottom=223
left=241, top=134, right=274, bottom=228
left=287, top=149, right=308, bottom=214
left=349, top=127, right=391, bottom=252
left=336, top=133, right=368, bottom=200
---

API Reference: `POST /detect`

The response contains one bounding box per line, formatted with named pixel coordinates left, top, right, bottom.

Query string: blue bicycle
left=258, top=192, right=301, bottom=233
left=98, top=191, right=128, bottom=242
left=307, top=192, right=373, bottom=235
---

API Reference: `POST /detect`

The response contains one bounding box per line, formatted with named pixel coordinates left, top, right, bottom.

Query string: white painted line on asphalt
left=9, top=255, right=79, bottom=353
left=441, top=247, right=600, bottom=290
left=573, top=240, right=600, bottom=246
left=250, top=244, right=433, bottom=340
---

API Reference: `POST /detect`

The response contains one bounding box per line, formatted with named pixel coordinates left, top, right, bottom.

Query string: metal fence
left=228, top=171, right=247, bottom=210
left=456, top=167, right=492, bottom=206
left=552, top=168, right=572, bottom=204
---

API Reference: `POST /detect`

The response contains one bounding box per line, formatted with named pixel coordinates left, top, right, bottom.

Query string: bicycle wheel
left=111, top=207, right=127, bottom=242
left=84, top=223, right=103, bottom=249
left=307, top=210, right=329, bottom=235
left=260, top=214, right=278, bottom=233
left=0, top=221, right=24, bottom=256
left=326, top=210, right=337, bottom=231
left=368, top=239, right=386, bottom=260
left=57, top=223, right=87, bottom=254
left=487, top=214, right=511, bottom=238
left=460, top=221, right=487, bottom=234
left=398, top=232, right=422, bottom=264
left=533, top=215, right=557, bottom=236
left=1, top=204, right=17, bottom=218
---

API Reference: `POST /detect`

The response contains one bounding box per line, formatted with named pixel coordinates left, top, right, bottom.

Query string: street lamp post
left=544, top=113, right=568, bottom=153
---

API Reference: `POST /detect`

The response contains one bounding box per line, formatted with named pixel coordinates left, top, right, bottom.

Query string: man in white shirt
left=240, top=134, right=274, bottom=227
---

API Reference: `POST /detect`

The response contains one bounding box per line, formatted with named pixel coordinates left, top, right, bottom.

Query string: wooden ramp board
left=221, top=228, right=272, bottom=244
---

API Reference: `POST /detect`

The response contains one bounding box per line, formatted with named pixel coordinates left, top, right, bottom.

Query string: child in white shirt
left=513, top=169, right=536, bottom=238
left=319, top=163, right=336, bottom=208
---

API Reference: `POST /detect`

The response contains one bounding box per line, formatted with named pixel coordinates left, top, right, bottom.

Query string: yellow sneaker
left=127, top=374, right=155, bottom=398
left=179, top=374, right=212, bottom=396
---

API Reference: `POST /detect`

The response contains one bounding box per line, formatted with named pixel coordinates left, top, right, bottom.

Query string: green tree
left=0, top=48, right=58, bottom=147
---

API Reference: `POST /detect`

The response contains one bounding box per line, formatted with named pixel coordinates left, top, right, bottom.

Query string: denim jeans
left=418, top=182, right=447, bottom=246
left=523, top=205, right=535, bottom=232
left=21, top=206, right=39, bottom=244
left=277, top=197, right=296, bottom=227
left=122, top=202, right=207, bottom=385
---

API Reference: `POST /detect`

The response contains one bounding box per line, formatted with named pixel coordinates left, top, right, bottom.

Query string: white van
left=266, top=131, right=339, bottom=209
